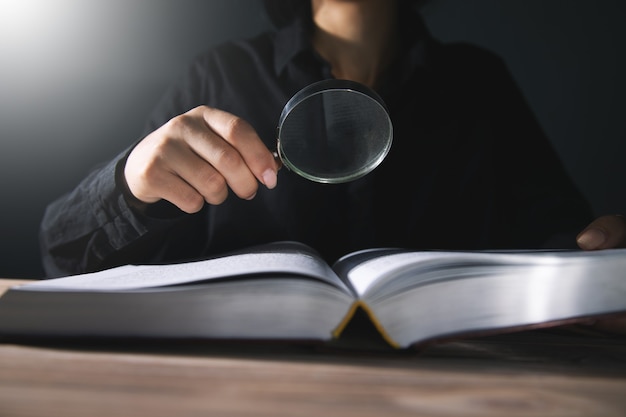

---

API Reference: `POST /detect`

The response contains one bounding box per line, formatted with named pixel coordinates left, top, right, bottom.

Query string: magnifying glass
left=275, top=79, right=393, bottom=184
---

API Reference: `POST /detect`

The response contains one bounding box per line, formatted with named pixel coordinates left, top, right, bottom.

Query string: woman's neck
left=311, top=0, right=399, bottom=88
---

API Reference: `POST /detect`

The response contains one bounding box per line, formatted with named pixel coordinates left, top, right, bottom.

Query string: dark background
left=1, top=0, right=624, bottom=278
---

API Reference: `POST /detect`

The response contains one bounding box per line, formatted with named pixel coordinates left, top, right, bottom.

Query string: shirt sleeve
left=40, top=152, right=144, bottom=276
left=39, top=55, right=214, bottom=277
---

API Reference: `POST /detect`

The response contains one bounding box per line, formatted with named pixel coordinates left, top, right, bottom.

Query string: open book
left=1, top=241, right=626, bottom=349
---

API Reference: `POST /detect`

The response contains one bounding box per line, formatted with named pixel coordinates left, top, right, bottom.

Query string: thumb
left=576, top=214, right=626, bottom=250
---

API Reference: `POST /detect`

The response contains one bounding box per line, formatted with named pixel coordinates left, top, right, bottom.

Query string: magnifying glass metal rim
left=276, top=79, right=393, bottom=184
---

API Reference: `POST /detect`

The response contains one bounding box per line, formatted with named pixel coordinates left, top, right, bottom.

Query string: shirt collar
left=273, top=7, right=434, bottom=78
left=273, top=14, right=313, bottom=76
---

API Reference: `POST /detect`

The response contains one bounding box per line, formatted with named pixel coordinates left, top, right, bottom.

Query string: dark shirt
left=39, top=11, right=593, bottom=277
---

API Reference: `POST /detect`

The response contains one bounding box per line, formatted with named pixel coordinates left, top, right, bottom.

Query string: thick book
left=1, top=241, right=626, bottom=349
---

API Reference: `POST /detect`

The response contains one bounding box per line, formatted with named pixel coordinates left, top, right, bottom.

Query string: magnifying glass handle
left=272, top=150, right=283, bottom=170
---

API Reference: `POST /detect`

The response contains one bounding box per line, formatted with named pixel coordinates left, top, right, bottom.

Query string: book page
left=19, top=247, right=351, bottom=293
left=341, top=248, right=626, bottom=297
left=344, top=251, right=460, bottom=296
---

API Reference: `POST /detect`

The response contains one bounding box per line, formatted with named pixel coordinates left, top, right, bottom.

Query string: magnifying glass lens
left=277, top=80, right=392, bottom=184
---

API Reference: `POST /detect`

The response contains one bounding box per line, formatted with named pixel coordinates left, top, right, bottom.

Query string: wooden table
left=2, top=279, right=626, bottom=417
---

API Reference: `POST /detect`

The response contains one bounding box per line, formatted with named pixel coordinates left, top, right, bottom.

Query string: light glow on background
left=0, top=1, right=145, bottom=112
left=0, top=0, right=271, bottom=277
left=0, top=0, right=49, bottom=43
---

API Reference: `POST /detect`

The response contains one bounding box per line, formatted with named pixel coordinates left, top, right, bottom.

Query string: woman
left=40, top=0, right=624, bottom=278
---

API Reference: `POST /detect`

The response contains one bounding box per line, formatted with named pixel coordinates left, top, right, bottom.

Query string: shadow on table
left=2, top=308, right=626, bottom=377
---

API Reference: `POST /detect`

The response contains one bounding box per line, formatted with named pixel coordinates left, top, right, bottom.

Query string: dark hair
left=262, top=0, right=427, bottom=28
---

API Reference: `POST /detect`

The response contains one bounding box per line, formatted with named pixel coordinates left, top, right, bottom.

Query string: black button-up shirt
left=40, top=10, right=592, bottom=277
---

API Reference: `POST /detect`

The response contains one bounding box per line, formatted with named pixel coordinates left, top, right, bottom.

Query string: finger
left=198, top=106, right=278, bottom=189
left=167, top=141, right=233, bottom=204
left=167, top=109, right=260, bottom=200
left=576, top=214, right=626, bottom=250
left=127, top=153, right=208, bottom=213
left=156, top=172, right=208, bottom=214
left=125, top=128, right=228, bottom=210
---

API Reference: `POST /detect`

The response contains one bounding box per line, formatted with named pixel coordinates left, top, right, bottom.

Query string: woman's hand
left=577, top=214, right=626, bottom=250
left=124, top=105, right=279, bottom=213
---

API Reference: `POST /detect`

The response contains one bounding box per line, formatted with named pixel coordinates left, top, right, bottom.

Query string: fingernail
left=262, top=169, right=277, bottom=189
left=577, top=228, right=607, bottom=250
